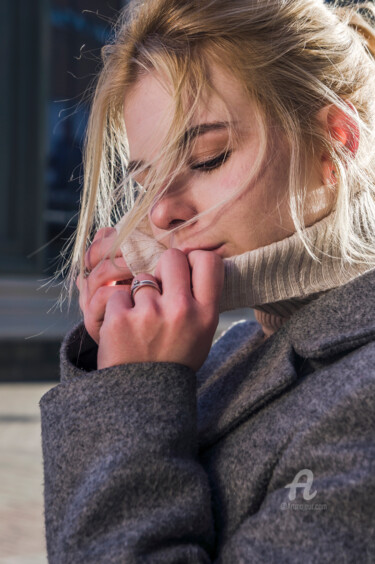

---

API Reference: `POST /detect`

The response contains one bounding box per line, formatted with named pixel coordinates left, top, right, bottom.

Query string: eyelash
left=190, top=150, right=232, bottom=174
left=129, top=150, right=232, bottom=188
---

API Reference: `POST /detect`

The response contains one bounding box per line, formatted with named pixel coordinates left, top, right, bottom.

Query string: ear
left=317, top=101, right=360, bottom=155
left=316, top=101, right=360, bottom=185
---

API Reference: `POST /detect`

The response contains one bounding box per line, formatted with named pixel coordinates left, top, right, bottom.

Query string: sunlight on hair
left=56, top=0, right=375, bottom=309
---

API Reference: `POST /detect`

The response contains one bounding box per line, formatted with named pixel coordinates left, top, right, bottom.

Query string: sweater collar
left=220, top=191, right=374, bottom=315
left=117, top=190, right=374, bottom=331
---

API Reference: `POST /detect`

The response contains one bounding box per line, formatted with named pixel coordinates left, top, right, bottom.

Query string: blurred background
left=1, top=0, right=129, bottom=384
left=0, top=0, right=368, bottom=562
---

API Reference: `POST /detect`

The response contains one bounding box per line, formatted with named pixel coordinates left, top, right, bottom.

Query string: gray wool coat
left=39, top=267, right=375, bottom=563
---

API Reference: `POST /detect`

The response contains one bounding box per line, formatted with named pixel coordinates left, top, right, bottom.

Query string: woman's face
left=124, top=65, right=332, bottom=258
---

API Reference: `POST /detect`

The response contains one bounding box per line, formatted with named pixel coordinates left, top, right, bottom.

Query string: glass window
left=45, top=0, right=125, bottom=275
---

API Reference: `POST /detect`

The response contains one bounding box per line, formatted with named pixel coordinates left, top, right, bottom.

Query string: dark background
left=0, top=0, right=126, bottom=380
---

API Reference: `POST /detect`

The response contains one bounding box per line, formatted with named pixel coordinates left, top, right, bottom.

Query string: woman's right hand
left=76, top=227, right=133, bottom=344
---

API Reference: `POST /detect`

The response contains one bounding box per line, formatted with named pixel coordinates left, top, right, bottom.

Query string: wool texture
left=39, top=266, right=375, bottom=563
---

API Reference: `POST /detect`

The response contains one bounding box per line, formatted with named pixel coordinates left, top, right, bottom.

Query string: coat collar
left=197, top=267, right=375, bottom=450
left=288, top=266, right=375, bottom=359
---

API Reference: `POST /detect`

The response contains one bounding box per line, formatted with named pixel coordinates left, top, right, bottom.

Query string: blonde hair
left=61, top=0, right=375, bottom=305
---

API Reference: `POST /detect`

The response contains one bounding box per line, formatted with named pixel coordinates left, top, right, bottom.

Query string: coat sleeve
left=39, top=323, right=215, bottom=563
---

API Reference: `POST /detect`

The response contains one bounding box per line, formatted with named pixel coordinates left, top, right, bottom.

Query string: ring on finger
left=83, top=267, right=91, bottom=279
left=130, top=279, right=161, bottom=301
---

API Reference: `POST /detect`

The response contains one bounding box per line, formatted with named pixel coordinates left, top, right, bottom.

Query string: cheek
left=217, top=155, right=263, bottom=205
left=217, top=155, right=255, bottom=196
left=216, top=157, right=287, bottom=228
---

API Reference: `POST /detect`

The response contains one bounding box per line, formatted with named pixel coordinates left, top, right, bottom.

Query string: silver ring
left=130, top=279, right=161, bottom=300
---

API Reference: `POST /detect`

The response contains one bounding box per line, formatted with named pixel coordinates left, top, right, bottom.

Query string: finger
left=104, top=289, right=133, bottom=321
left=85, top=285, right=132, bottom=341
left=154, top=249, right=192, bottom=297
left=85, top=228, right=120, bottom=271
left=131, top=273, right=162, bottom=305
left=86, top=257, right=133, bottom=302
left=187, top=250, right=224, bottom=306
left=92, top=227, right=116, bottom=242
left=77, top=273, right=87, bottom=313
left=90, top=285, right=132, bottom=322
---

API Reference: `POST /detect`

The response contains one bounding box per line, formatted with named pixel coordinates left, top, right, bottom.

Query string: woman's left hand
left=97, top=248, right=224, bottom=371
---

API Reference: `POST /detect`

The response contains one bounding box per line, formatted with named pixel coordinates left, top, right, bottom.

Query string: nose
left=149, top=188, right=197, bottom=231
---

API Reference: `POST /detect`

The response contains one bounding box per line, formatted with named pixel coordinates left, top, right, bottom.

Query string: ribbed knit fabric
left=116, top=190, right=375, bottom=334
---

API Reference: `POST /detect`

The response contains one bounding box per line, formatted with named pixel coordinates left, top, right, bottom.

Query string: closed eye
left=190, top=150, right=232, bottom=173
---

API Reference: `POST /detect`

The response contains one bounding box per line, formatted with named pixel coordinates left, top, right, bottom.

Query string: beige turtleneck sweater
left=115, top=190, right=375, bottom=336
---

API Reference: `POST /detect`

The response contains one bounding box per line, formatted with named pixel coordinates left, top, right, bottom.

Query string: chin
left=213, top=245, right=230, bottom=258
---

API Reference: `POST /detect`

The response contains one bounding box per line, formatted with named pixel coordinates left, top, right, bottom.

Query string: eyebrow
left=127, top=120, right=231, bottom=173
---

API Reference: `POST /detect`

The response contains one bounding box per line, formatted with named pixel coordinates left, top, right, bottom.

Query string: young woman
left=40, top=1, right=375, bottom=561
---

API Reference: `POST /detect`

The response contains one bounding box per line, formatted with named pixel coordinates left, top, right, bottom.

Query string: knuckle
left=161, top=248, right=185, bottom=263
left=190, top=250, right=224, bottom=275
left=95, top=227, right=115, bottom=240
left=85, top=239, right=102, bottom=269
left=190, top=249, right=220, bottom=263
left=187, top=250, right=201, bottom=260
left=187, top=249, right=205, bottom=266
left=86, top=229, right=117, bottom=269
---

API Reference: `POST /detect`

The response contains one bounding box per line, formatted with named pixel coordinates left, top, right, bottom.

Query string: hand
left=76, top=227, right=133, bottom=344
left=97, top=248, right=224, bottom=372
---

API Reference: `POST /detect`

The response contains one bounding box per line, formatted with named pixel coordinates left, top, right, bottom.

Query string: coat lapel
left=197, top=267, right=375, bottom=451
left=197, top=328, right=299, bottom=449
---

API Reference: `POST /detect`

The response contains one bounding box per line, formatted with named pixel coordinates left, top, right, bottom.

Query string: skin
left=77, top=65, right=356, bottom=370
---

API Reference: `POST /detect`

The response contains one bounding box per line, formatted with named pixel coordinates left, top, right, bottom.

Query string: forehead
left=123, top=65, right=256, bottom=161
